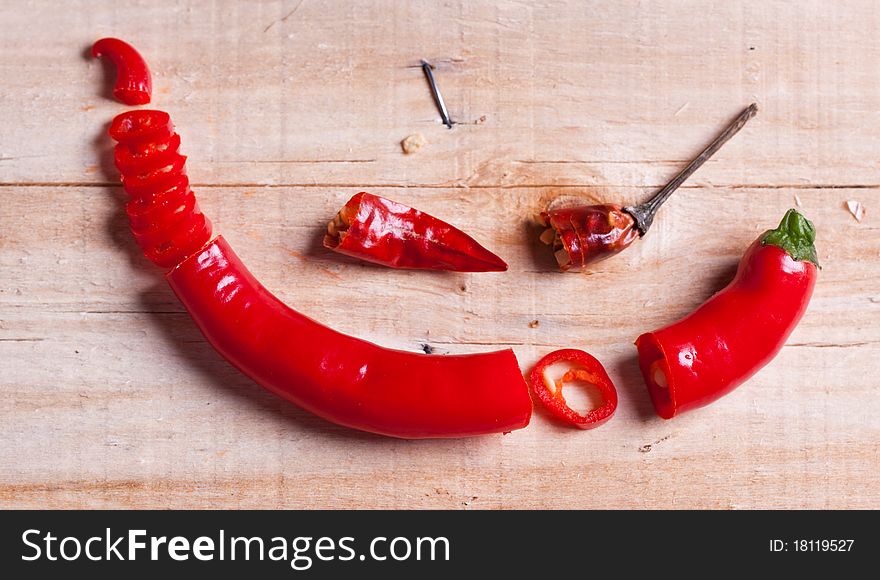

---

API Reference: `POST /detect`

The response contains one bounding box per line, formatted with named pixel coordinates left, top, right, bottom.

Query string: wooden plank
left=2, top=1, right=880, bottom=188
left=0, top=0, right=878, bottom=509
left=1, top=184, right=877, bottom=508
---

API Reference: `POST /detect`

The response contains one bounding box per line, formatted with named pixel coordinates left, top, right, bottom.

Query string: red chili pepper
left=539, top=204, right=638, bottom=271
left=636, top=209, right=818, bottom=419
left=529, top=349, right=618, bottom=429
left=540, top=104, right=757, bottom=271
left=108, top=110, right=531, bottom=439
left=92, top=38, right=153, bottom=105
left=168, top=237, right=531, bottom=438
left=109, top=110, right=212, bottom=268
left=324, top=192, right=508, bottom=272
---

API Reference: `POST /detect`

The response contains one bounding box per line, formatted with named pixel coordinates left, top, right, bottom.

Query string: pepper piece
left=529, top=349, right=618, bottom=429
left=636, top=209, right=818, bottom=419
left=539, top=204, right=639, bottom=271
left=169, top=237, right=532, bottom=438
left=92, top=38, right=153, bottom=105
left=539, top=104, right=758, bottom=271
left=324, top=192, right=508, bottom=272
left=109, top=110, right=211, bottom=269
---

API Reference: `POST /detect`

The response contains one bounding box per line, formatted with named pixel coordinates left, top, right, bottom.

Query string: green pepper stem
left=761, top=208, right=819, bottom=266
left=625, top=103, right=758, bottom=235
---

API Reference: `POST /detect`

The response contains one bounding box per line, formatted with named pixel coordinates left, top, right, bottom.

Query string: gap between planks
left=2, top=182, right=880, bottom=190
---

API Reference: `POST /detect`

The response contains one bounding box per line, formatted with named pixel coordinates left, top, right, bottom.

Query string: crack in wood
left=514, top=159, right=695, bottom=165
left=222, top=159, right=377, bottom=164
left=788, top=341, right=876, bottom=348
left=263, top=0, right=306, bottom=33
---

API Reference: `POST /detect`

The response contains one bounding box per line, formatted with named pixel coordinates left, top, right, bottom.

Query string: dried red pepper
left=636, top=209, right=818, bottom=419
left=92, top=38, right=153, bottom=105
left=324, top=192, right=508, bottom=272
left=108, top=110, right=531, bottom=439
left=529, top=349, right=618, bottom=429
left=540, top=104, right=757, bottom=270
left=538, top=204, right=638, bottom=271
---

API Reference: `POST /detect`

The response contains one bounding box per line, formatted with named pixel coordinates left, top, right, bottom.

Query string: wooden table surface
left=1, top=0, right=878, bottom=509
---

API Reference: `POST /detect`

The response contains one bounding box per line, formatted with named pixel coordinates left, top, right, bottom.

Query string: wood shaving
left=794, top=194, right=803, bottom=207
left=401, top=133, right=427, bottom=154
left=674, top=102, right=690, bottom=116
left=845, top=200, right=865, bottom=222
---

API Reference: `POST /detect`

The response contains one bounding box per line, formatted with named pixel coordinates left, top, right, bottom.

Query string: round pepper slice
left=109, top=110, right=174, bottom=145
left=529, top=348, right=618, bottom=429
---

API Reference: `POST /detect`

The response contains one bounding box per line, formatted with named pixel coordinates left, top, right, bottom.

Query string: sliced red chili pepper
left=120, top=154, right=188, bottom=199
left=125, top=176, right=191, bottom=226
left=109, top=110, right=211, bottom=268
left=539, top=204, right=639, bottom=271
left=636, top=209, right=818, bottom=419
left=106, top=110, right=533, bottom=438
left=131, top=194, right=198, bottom=247
left=324, top=192, right=508, bottom=272
left=109, top=110, right=174, bottom=145
left=115, top=133, right=181, bottom=175
left=529, top=349, right=618, bottom=429
left=128, top=193, right=193, bottom=235
left=146, top=212, right=213, bottom=269
left=92, top=38, right=153, bottom=105
left=539, top=105, right=758, bottom=271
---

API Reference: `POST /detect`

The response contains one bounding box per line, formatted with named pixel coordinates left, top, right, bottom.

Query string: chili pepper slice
left=130, top=193, right=199, bottom=247
left=109, top=109, right=173, bottom=144
left=636, top=209, right=818, bottom=419
left=120, top=154, right=188, bottom=197
left=539, top=204, right=639, bottom=271
left=324, top=192, right=508, bottom=272
left=146, top=212, right=212, bottom=269
left=115, top=132, right=182, bottom=175
left=92, top=38, right=153, bottom=105
left=529, top=349, right=618, bottom=429
left=125, top=176, right=191, bottom=228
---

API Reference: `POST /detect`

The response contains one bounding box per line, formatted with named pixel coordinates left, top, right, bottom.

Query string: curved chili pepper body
left=109, top=110, right=212, bottom=268
left=636, top=210, right=818, bottom=419
left=325, top=192, right=508, bottom=272
left=108, top=110, right=530, bottom=439
left=92, top=38, right=152, bottom=105
left=168, top=237, right=532, bottom=438
left=540, top=204, right=638, bottom=271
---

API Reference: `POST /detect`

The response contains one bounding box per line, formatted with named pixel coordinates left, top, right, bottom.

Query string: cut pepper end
left=114, top=88, right=151, bottom=106
left=323, top=199, right=357, bottom=250
left=109, top=110, right=173, bottom=144
left=635, top=333, right=676, bottom=419
left=538, top=218, right=572, bottom=271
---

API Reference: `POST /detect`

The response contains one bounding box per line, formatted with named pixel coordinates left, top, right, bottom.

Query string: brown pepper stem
left=625, top=103, right=758, bottom=236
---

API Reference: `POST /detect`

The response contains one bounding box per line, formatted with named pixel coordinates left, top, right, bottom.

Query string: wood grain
left=1, top=0, right=878, bottom=509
